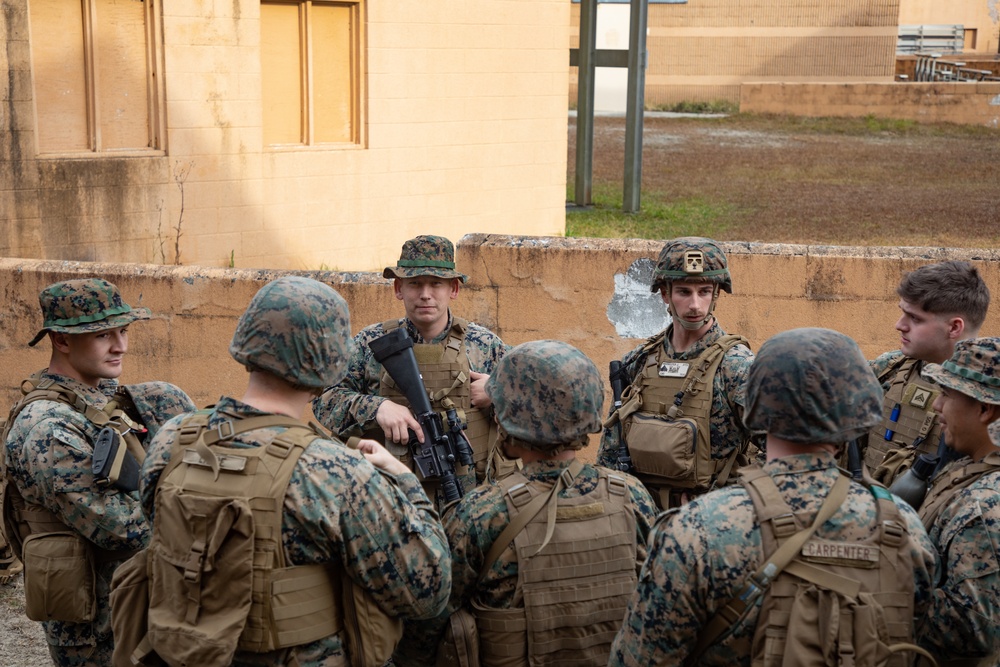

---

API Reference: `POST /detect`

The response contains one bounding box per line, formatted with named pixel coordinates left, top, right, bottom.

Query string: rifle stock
left=369, top=328, right=467, bottom=503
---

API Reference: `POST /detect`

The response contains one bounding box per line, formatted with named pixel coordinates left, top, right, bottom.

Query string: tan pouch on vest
left=340, top=570, right=402, bottom=667
left=146, top=492, right=255, bottom=666
left=872, top=447, right=917, bottom=486
left=110, top=550, right=154, bottom=667
left=624, top=412, right=698, bottom=485
left=769, top=585, right=934, bottom=667
left=436, top=607, right=480, bottom=667
left=22, top=531, right=96, bottom=622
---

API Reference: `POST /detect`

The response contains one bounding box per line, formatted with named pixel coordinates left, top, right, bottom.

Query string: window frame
left=261, top=0, right=367, bottom=150
left=27, top=0, right=166, bottom=158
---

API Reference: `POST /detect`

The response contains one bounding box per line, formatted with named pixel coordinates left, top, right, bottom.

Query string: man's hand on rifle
left=356, top=439, right=412, bottom=476
left=375, top=399, right=424, bottom=444
left=470, top=371, right=492, bottom=408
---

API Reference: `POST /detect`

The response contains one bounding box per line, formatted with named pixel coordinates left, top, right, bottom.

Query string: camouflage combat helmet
left=229, top=276, right=353, bottom=389
left=650, top=237, right=732, bottom=295
left=922, top=337, right=1000, bottom=405
left=28, top=278, right=151, bottom=347
left=486, top=340, right=603, bottom=452
left=744, top=328, right=882, bottom=444
left=383, top=235, right=468, bottom=283
left=121, top=382, right=196, bottom=439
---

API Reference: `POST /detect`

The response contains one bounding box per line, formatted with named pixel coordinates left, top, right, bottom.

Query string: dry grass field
left=568, top=113, right=999, bottom=248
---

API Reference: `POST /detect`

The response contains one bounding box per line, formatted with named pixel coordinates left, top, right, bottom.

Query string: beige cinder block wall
left=741, top=82, right=1000, bottom=127
left=570, top=0, right=901, bottom=107
left=4, top=237, right=999, bottom=421
left=0, top=0, right=567, bottom=273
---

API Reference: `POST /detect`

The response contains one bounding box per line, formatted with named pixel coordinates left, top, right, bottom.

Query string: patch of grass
left=566, top=184, right=735, bottom=239
left=728, top=112, right=997, bottom=138
left=649, top=99, right=738, bottom=114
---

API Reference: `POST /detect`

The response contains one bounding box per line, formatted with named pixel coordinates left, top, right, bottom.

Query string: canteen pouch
left=22, top=531, right=96, bottom=622
left=436, top=607, right=480, bottom=667
left=341, top=571, right=403, bottom=667
left=624, top=413, right=699, bottom=485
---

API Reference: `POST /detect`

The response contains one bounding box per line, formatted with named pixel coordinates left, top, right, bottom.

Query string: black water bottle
left=888, top=454, right=938, bottom=510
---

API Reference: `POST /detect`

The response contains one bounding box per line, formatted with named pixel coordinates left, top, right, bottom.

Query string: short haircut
left=897, top=260, right=990, bottom=330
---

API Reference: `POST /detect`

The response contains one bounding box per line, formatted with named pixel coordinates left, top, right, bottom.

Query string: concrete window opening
left=28, top=0, right=160, bottom=154
left=261, top=0, right=364, bottom=147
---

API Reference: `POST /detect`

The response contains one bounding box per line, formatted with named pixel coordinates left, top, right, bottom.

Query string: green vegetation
left=649, top=99, right=738, bottom=114
left=566, top=184, right=735, bottom=240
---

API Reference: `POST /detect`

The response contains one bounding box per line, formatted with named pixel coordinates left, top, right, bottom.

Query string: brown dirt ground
left=570, top=113, right=1000, bottom=247
left=1, top=574, right=54, bottom=667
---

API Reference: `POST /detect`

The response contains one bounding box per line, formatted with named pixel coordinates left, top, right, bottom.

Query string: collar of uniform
left=39, top=370, right=114, bottom=409
left=520, top=458, right=591, bottom=481
left=663, top=319, right=725, bottom=359
left=761, top=451, right=839, bottom=477
left=209, top=395, right=273, bottom=425
left=403, top=312, right=454, bottom=345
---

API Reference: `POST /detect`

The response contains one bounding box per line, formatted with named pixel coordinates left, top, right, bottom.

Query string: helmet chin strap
left=667, top=284, right=719, bottom=331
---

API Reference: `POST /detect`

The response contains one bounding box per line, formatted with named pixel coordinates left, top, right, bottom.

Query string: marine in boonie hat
left=922, top=337, right=1000, bottom=405
left=383, top=235, right=468, bottom=283
left=28, top=278, right=151, bottom=347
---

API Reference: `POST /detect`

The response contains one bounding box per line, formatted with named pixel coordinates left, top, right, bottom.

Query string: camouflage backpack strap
left=688, top=470, right=851, bottom=665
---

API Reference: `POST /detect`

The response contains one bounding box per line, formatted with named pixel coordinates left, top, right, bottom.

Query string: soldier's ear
left=946, top=316, right=965, bottom=341
left=50, top=331, right=71, bottom=354
left=393, top=279, right=404, bottom=301
left=449, top=279, right=460, bottom=299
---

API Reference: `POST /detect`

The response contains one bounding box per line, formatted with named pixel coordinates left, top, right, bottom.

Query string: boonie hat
left=922, top=338, right=1000, bottom=405
left=28, top=278, right=151, bottom=347
left=383, top=235, right=468, bottom=283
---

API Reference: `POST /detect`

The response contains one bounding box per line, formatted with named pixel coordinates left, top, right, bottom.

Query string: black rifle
left=846, top=439, right=864, bottom=480
left=369, top=328, right=474, bottom=504
left=609, top=360, right=633, bottom=472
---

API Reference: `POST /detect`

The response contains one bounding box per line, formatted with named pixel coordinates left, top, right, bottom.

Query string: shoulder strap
left=478, top=459, right=585, bottom=584
left=688, top=472, right=851, bottom=664
left=881, top=356, right=916, bottom=386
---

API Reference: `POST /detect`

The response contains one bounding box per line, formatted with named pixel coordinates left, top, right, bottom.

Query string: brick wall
left=3, top=237, right=998, bottom=461
left=741, top=81, right=1000, bottom=127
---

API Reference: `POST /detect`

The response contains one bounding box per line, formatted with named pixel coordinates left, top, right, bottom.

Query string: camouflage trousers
left=48, top=641, right=113, bottom=667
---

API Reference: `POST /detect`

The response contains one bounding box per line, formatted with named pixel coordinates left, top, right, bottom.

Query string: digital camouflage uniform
left=599, top=238, right=756, bottom=506
left=313, top=236, right=508, bottom=503
left=598, top=320, right=755, bottom=469
left=915, top=338, right=1000, bottom=664
left=395, top=341, right=659, bottom=667
left=610, top=328, right=939, bottom=667
left=2, top=279, right=195, bottom=667
left=139, top=276, right=451, bottom=667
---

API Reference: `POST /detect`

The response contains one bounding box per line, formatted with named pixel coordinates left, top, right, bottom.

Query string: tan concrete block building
left=1, top=0, right=569, bottom=271
left=570, top=0, right=1000, bottom=107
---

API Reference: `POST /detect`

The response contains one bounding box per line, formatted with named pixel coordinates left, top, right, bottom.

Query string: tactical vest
left=866, top=358, right=942, bottom=474
left=918, top=451, right=1000, bottom=533
left=473, top=466, right=637, bottom=667
left=143, top=413, right=346, bottom=662
left=743, top=468, right=918, bottom=667
left=1, top=375, right=145, bottom=623
left=617, top=332, right=749, bottom=508
left=377, top=318, right=498, bottom=481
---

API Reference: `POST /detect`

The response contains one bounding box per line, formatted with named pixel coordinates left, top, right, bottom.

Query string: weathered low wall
left=3, top=236, right=999, bottom=434
left=741, top=82, right=1000, bottom=127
